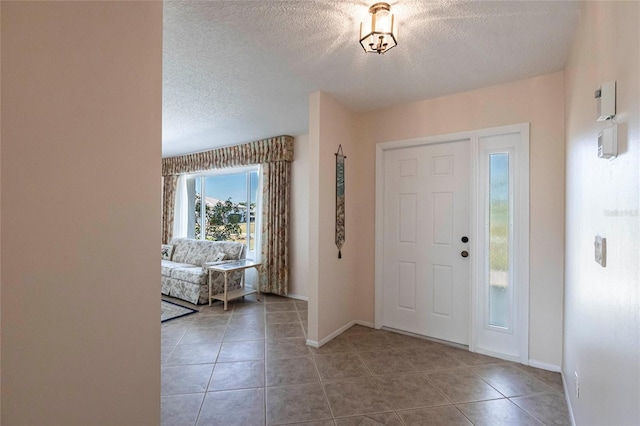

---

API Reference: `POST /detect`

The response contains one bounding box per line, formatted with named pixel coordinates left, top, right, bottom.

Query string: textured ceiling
left=163, top=1, right=580, bottom=157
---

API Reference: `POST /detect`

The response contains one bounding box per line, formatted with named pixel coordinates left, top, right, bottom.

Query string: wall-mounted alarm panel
left=598, top=123, right=617, bottom=159
left=595, top=81, right=616, bottom=121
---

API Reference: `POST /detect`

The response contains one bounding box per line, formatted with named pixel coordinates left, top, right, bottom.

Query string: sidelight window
left=487, top=153, right=511, bottom=329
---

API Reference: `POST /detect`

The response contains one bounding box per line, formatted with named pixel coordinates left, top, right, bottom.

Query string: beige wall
left=352, top=72, right=566, bottom=367
left=290, top=134, right=309, bottom=299
left=308, top=92, right=360, bottom=342
left=1, top=2, right=162, bottom=424
left=563, top=2, right=639, bottom=424
left=0, top=3, right=3, bottom=422
left=307, top=95, right=321, bottom=342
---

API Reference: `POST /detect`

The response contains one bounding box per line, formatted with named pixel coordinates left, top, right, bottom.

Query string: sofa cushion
left=201, top=251, right=226, bottom=268
left=161, top=260, right=194, bottom=277
left=181, top=245, right=209, bottom=266
left=170, top=238, right=197, bottom=263
left=171, top=267, right=208, bottom=286
left=202, top=242, right=245, bottom=264
left=173, top=239, right=219, bottom=266
left=202, top=248, right=226, bottom=264
left=172, top=238, right=246, bottom=266
left=161, top=244, right=174, bottom=260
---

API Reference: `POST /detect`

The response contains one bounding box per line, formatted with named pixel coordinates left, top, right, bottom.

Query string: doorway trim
left=375, top=123, right=530, bottom=364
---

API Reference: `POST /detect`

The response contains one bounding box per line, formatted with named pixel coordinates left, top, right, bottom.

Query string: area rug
left=161, top=300, right=198, bottom=323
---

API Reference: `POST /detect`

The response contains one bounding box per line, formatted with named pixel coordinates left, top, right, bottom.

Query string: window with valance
left=161, top=135, right=293, bottom=295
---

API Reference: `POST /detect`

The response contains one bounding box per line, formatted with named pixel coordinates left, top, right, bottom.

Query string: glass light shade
left=360, top=2, right=398, bottom=54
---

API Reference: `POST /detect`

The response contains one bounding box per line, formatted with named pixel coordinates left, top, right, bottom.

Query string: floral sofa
left=161, top=238, right=246, bottom=305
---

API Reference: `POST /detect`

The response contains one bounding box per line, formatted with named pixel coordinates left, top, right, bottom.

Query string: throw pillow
left=212, top=252, right=226, bottom=262
left=161, top=244, right=174, bottom=260
left=201, top=252, right=229, bottom=272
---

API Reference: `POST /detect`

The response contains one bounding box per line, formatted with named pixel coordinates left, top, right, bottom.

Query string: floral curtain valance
left=162, top=135, right=294, bottom=176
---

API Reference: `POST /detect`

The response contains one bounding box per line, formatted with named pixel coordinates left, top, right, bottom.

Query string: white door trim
left=375, top=123, right=529, bottom=363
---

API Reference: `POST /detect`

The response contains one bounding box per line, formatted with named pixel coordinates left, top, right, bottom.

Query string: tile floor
left=161, top=294, right=571, bottom=426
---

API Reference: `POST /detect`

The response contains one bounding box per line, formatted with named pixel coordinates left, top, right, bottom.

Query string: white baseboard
left=318, top=321, right=359, bottom=346
left=285, top=293, right=308, bottom=301
left=382, top=326, right=468, bottom=350
left=354, top=320, right=374, bottom=329
left=474, top=347, right=522, bottom=364
left=561, top=370, right=577, bottom=426
left=528, top=359, right=561, bottom=372
left=305, top=320, right=374, bottom=348
left=305, top=339, right=320, bottom=348
left=472, top=351, right=563, bottom=372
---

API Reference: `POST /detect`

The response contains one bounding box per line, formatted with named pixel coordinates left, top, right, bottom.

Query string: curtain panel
left=161, top=175, right=178, bottom=244
left=161, top=135, right=293, bottom=295
left=259, top=161, right=290, bottom=295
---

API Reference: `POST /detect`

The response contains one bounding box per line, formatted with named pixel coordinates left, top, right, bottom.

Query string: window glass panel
left=189, top=177, right=202, bottom=240
left=489, top=153, right=509, bottom=328
left=203, top=174, right=247, bottom=242
left=184, top=168, right=260, bottom=252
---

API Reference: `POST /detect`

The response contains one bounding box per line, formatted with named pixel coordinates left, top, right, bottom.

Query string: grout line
left=508, top=395, right=553, bottom=425
left=311, top=352, right=336, bottom=420
left=353, top=350, right=410, bottom=424
left=421, top=371, right=458, bottom=406
left=295, top=303, right=308, bottom=340
left=192, top=391, right=207, bottom=426
left=452, top=404, right=475, bottom=426
left=300, top=298, right=337, bottom=421
left=202, top=311, right=219, bottom=394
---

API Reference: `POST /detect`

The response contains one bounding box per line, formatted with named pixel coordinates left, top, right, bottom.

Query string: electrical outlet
left=574, top=371, right=580, bottom=399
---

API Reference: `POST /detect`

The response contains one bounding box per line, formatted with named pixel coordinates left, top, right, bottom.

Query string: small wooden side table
left=207, top=259, right=261, bottom=310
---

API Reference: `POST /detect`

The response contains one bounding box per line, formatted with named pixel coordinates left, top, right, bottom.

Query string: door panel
left=398, top=262, right=417, bottom=310
left=432, top=264, right=453, bottom=316
left=383, top=146, right=425, bottom=336
left=383, top=140, right=470, bottom=344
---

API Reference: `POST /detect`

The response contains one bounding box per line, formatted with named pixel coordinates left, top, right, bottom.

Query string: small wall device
left=598, top=123, right=617, bottom=159
left=594, top=81, right=616, bottom=121
left=594, top=235, right=606, bottom=267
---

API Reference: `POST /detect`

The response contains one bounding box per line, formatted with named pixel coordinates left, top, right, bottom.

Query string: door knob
left=461, top=251, right=469, bottom=258
left=461, top=236, right=469, bottom=243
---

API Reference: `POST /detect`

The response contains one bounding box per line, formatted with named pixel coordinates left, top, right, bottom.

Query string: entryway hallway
left=161, top=294, right=569, bottom=425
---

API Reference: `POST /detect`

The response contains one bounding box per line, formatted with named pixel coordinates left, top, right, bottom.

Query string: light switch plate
left=594, top=236, right=606, bottom=267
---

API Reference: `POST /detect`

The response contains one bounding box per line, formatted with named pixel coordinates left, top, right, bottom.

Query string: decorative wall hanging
left=335, top=145, right=346, bottom=258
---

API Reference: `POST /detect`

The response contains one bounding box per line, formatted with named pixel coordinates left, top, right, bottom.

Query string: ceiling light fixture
left=359, top=2, right=398, bottom=54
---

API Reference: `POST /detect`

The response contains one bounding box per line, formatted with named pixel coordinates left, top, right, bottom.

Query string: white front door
left=382, top=139, right=471, bottom=345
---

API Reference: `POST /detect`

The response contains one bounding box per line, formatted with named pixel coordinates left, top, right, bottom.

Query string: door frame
left=374, top=123, right=530, bottom=363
